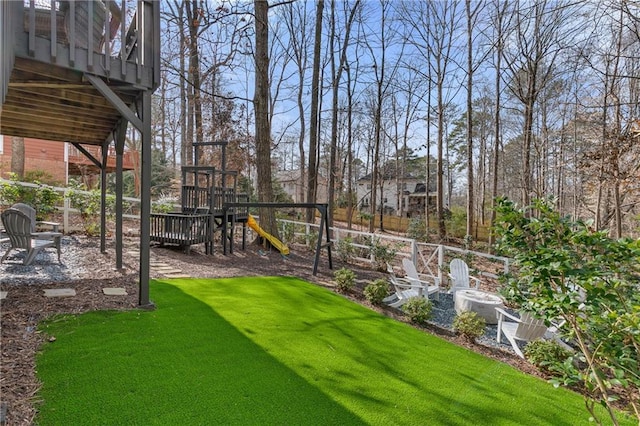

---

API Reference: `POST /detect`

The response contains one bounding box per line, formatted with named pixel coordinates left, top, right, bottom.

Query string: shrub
left=151, top=194, right=176, bottom=214
left=524, top=340, right=572, bottom=374
left=281, top=221, right=295, bottom=243
left=333, top=268, right=356, bottom=293
left=453, top=311, right=486, bottom=342
left=67, top=181, right=116, bottom=236
left=0, top=173, right=62, bottom=219
left=307, top=230, right=318, bottom=249
left=407, top=217, right=427, bottom=241
left=363, top=279, right=390, bottom=305
left=336, top=236, right=356, bottom=263
left=369, top=238, right=397, bottom=272
left=402, top=297, right=432, bottom=325
left=494, top=197, right=640, bottom=424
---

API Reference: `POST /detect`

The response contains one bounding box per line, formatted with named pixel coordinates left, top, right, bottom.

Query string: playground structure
left=247, top=215, right=289, bottom=255
left=149, top=140, right=333, bottom=275
left=150, top=141, right=249, bottom=254
left=222, top=202, right=333, bottom=276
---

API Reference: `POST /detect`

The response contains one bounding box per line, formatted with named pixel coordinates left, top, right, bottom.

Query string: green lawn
left=35, top=277, right=624, bottom=425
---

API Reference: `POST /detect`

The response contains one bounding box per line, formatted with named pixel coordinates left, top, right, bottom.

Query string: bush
left=336, top=236, right=356, bottom=263
left=67, top=181, right=116, bottom=236
left=151, top=194, right=176, bottom=214
left=281, top=221, right=295, bottom=243
left=363, top=279, right=390, bottom=305
left=524, top=339, right=572, bottom=374
left=0, top=173, right=62, bottom=219
left=445, top=206, right=467, bottom=238
left=402, top=297, right=432, bottom=325
left=333, top=268, right=356, bottom=293
left=407, top=217, right=427, bottom=241
left=494, top=197, right=640, bottom=424
left=453, top=311, right=486, bottom=342
left=369, top=238, right=397, bottom=272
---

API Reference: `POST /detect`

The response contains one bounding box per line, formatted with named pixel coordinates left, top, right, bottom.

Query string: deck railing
left=17, top=0, right=159, bottom=88
left=0, top=2, right=16, bottom=105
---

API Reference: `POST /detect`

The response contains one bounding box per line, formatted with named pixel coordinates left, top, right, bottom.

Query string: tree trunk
left=254, top=0, right=279, bottom=238
left=10, top=136, right=25, bottom=178
left=465, top=0, right=474, bottom=243
left=186, top=0, right=203, bottom=162
left=328, top=0, right=359, bottom=227
left=306, top=0, right=324, bottom=223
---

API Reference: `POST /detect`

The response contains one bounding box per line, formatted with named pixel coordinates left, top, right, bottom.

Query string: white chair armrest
left=469, top=275, right=481, bottom=289
left=495, top=307, right=520, bottom=323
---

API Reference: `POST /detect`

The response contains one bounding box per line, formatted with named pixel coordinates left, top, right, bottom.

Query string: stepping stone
left=0, top=291, right=7, bottom=300
left=102, top=287, right=128, bottom=296
left=156, top=268, right=184, bottom=274
left=44, top=288, right=76, bottom=297
left=164, top=273, right=191, bottom=279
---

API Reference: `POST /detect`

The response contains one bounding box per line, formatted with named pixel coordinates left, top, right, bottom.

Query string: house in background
left=0, top=135, right=138, bottom=186
left=357, top=172, right=436, bottom=217
left=274, top=168, right=328, bottom=203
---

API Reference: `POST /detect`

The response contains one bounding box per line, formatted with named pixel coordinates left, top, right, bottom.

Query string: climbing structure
left=150, top=141, right=248, bottom=254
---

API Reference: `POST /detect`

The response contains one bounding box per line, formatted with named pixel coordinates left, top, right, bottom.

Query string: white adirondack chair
left=1, top=208, right=62, bottom=265
left=448, top=258, right=481, bottom=293
left=383, top=263, right=425, bottom=308
left=495, top=308, right=548, bottom=358
left=402, top=258, right=440, bottom=301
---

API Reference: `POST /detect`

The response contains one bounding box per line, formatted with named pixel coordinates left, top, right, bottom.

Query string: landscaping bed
left=1, top=235, right=540, bottom=425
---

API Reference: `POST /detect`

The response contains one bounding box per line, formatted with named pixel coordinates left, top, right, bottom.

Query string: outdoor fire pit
left=454, top=289, right=504, bottom=325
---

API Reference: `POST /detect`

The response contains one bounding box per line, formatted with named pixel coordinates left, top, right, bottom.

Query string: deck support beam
left=137, top=91, right=152, bottom=307
left=114, top=119, right=128, bottom=270
left=100, top=140, right=108, bottom=253
left=84, top=74, right=143, bottom=130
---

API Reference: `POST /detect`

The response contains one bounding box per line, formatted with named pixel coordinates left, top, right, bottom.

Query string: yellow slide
left=247, top=214, right=290, bottom=255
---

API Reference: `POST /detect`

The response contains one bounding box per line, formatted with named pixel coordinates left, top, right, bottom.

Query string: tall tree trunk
left=10, top=137, right=25, bottom=178
left=465, top=0, right=475, bottom=243
left=186, top=0, right=203, bottom=163
left=328, top=0, right=359, bottom=226
left=306, top=0, right=324, bottom=222
left=254, top=0, right=279, bottom=238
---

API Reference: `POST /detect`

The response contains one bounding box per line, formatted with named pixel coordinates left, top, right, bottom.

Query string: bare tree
left=279, top=1, right=313, bottom=204
left=327, top=0, right=360, bottom=225
left=254, top=0, right=278, bottom=237
left=360, top=0, right=403, bottom=231
left=464, top=0, right=486, bottom=243
left=306, top=0, right=324, bottom=222
left=501, top=0, right=577, bottom=207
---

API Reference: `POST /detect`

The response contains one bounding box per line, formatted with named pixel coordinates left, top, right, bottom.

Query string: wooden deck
left=1, top=1, right=160, bottom=145
left=0, top=1, right=160, bottom=306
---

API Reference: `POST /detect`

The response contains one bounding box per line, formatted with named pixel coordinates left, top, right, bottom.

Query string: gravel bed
left=1, top=236, right=96, bottom=284
left=428, top=292, right=507, bottom=350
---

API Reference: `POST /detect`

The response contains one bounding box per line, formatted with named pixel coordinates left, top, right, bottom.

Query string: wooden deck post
left=114, top=119, right=128, bottom=270
left=138, top=90, right=152, bottom=307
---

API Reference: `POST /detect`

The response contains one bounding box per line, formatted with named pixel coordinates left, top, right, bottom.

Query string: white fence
left=2, top=178, right=510, bottom=285
left=274, top=218, right=510, bottom=287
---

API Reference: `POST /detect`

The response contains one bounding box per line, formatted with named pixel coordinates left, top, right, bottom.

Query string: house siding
left=0, top=136, right=66, bottom=182
left=0, top=136, right=138, bottom=184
